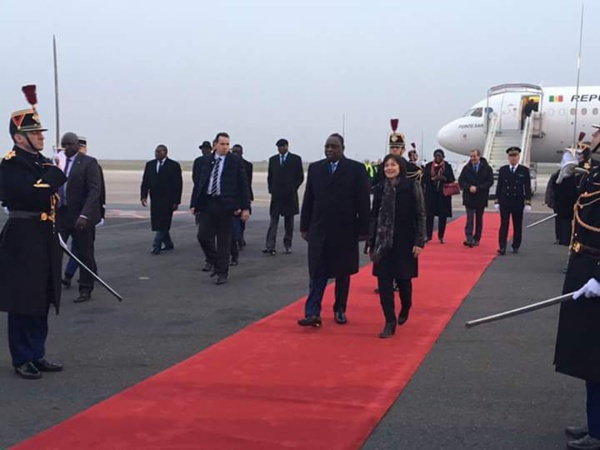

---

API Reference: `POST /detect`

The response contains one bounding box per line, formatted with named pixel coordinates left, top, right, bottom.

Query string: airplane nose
left=437, top=122, right=457, bottom=151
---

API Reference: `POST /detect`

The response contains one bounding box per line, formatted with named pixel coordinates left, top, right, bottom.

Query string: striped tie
left=209, top=157, right=221, bottom=196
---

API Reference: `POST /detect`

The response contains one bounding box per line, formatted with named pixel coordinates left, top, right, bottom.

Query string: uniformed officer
left=0, top=85, right=67, bottom=379
left=494, top=146, right=532, bottom=255
left=554, top=123, right=600, bottom=450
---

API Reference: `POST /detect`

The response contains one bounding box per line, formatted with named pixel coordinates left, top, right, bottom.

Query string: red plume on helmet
left=22, top=85, right=38, bottom=107
left=410, top=142, right=416, bottom=150
left=390, top=119, right=399, bottom=132
left=578, top=131, right=586, bottom=142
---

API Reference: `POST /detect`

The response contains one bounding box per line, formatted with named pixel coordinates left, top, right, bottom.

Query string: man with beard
left=298, top=133, right=370, bottom=327
left=555, top=124, right=600, bottom=450
left=0, top=86, right=67, bottom=379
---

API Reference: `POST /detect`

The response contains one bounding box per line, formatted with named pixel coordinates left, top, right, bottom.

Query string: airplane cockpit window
left=462, top=109, right=475, bottom=117
left=470, top=108, right=483, bottom=117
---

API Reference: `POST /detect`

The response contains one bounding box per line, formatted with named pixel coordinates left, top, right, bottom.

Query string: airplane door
left=499, top=93, right=522, bottom=130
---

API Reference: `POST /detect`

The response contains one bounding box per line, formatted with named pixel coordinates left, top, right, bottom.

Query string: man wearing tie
left=141, top=145, right=183, bottom=255
left=56, top=132, right=103, bottom=303
left=298, top=133, right=371, bottom=327
left=264, top=138, right=304, bottom=255
left=193, top=132, right=251, bottom=285
left=495, top=146, right=532, bottom=255
left=458, top=149, right=494, bottom=247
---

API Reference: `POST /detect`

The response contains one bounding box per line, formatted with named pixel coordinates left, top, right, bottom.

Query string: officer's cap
left=506, top=146, right=521, bottom=155
left=78, top=136, right=87, bottom=147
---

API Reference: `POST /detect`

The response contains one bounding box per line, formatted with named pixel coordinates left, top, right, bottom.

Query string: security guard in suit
left=494, top=146, right=532, bottom=255
left=0, top=86, right=67, bottom=379
left=554, top=123, right=600, bottom=449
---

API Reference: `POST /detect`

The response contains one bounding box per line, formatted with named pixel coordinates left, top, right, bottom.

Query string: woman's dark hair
left=433, top=148, right=445, bottom=158
left=382, top=153, right=407, bottom=179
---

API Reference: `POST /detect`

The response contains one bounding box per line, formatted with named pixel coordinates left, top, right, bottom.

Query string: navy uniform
left=495, top=146, right=532, bottom=254
left=554, top=124, right=600, bottom=449
left=0, top=86, right=67, bottom=379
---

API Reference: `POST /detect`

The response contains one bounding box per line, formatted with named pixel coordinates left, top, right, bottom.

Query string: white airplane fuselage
left=437, top=86, right=600, bottom=163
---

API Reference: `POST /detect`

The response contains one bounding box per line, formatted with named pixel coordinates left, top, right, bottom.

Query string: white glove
left=96, top=218, right=105, bottom=228
left=494, top=203, right=500, bottom=212
left=573, top=278, right=600, bottom=300
left=523, top=205, right=532, bottom=213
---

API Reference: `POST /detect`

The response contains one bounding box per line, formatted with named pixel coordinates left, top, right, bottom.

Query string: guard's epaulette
left=3, top=150, right=16, bottom=161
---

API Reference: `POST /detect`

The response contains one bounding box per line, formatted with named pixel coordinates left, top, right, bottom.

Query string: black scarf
left=373, top=179, right=397, bottom=263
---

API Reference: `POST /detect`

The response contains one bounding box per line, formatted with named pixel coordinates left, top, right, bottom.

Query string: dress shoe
left=161, top=244, right=174, bottom=251
left=379, top=322, right=396, bottom=338
left=14, top=362, right=41, bottom=380
left=202, top=263, right=214, bottom=272
left=297, top=315, right=322, bottom=327
left=230, top=259, right=239, bottom=266
left=239, top=239, right=246, bottom=249
left=398, top=308, right=410, bottom=325
left=463, top=240, right=473, bottom=248
left=512, top=247, right=519, bottom=254
left=215, top=275, right=228, bottom=285
left=262, top=248, right=275, bottom=255
left=567, top=434, right=600, bottom=449
left=74, top=292, right=91, bottom=303
left=61, top=277, right=72, bottom=288
left=284, top=247, right=292, bottom=254
left=472, top=240, right=480, bottom=247
left=33, top=359, right=63, bottom=372
left=566, top=426, right=589, bottom=440
left=439, top=238, right=445, bottom=244
left=151, top=247, right=161, bottom=255
left=497, top=248, right=506, bottom=255
left=334, top=311, right=347, bottom=324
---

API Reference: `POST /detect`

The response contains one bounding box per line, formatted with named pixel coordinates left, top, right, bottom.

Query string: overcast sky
left=2, top=0, right=598, bottom=163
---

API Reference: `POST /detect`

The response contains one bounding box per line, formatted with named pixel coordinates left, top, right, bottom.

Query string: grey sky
left=2, top=0, right=598, bottom=163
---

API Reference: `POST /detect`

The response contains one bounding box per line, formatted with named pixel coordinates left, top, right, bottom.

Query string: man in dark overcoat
left=141, top=145, right=183, bottom=254
left=264, top=138, right=304, bottom=255
left=458, top=149, right=494, bottom=247
left=56, top=132, right=103, bottom=303
left=231, top=144, right=253, bottom=260
left=494, top=146, right=532, bottom=255
left=298, top=133, right=370, bottom=327
left=554, top=124, right=600, bottom=450
left=0, top=87, right=67, bottom=379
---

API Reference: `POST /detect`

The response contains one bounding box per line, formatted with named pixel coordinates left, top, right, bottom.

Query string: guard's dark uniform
left=495, top=147, right=532, bottom=252
left=554, top=158, right=600, bottom=442
left=0, top=89, right=66, bottom=378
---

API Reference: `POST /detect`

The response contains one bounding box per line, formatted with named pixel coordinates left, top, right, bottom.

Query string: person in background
left=423, top=149, right=455, bottom=243
left=230, top=144, right=253, bottom=265
left=369, top=154, right=426, bottom=338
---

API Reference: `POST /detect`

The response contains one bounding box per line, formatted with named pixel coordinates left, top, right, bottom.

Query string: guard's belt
left=8, top=210, right=52, bottom=221
left=571, top=241, right=600, bottom=259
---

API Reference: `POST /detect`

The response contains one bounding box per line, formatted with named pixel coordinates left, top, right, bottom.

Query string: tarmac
left=0, top=170, right=579, bottom=450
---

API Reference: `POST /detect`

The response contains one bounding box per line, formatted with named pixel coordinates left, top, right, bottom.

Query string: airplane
left=437, top=83, right=600, bottom=166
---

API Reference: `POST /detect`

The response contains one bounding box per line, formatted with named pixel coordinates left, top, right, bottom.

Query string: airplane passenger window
left=548, top=109, right=555, bottom=116
left=593, top=108, right=599, bottom=115
left=559, top=109, right=566, bottom=116
left=582, top=108, right=588, bottom=115
left=570, top=108, right=576, bottom=115
left=471, top=108, right=483, bottom=117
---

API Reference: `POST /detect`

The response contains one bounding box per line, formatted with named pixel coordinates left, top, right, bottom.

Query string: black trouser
left=499, top=204, right=524, bottom=250
left=304, top=274, right=350, bottom=316
left=196, top=213, right=216, bottom=264
left=426, top=216, right=447, bottom=240
left=153, top=230, right=173, bottom=250
left=465, top=207, right=485, bottom=243
left=58, top=208, right=97, bottom=295
left=230, top=217, right=242, bottom=261
left=377, top=277, right=412, bottom=323
left=556, top=217, right=572, bottom=246
left=266, top=214, right=294, bottom=250
left=8, top=313, right=48, bottom=367
left=197, top=198, right=233, bottom=276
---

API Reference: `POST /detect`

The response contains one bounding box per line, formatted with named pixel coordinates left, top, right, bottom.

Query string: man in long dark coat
left=264, top=138, right=304, bottom=255
left=140, top=145, right=183, bottom=254
left=458, top=149, right=494, bottom=247
left=423, top=149, right=455, bottom=243
left=298, top=133, right=371, bottom=327
left=230, top=144, right=253, bottom=264
left=0, top=87, right=67, bottom=379
left=554, top=124, right=600, bottom=450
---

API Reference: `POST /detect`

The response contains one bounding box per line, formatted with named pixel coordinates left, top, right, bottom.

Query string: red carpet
left=14, top=214, right=500, bottom=450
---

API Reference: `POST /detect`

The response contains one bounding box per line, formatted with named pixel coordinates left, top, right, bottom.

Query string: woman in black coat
left=369, top=154, right=427, bottom=338
left=423, top=149, right=455, bottom=243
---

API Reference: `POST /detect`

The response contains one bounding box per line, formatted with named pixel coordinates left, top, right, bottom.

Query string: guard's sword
left=465, top=292, right=574, bottom=328
left=58, top=234, right=123, bottom=302
left=526, top=213, right=557, bottom=229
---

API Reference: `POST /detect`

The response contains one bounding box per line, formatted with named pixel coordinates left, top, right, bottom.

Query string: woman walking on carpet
left=423, top=149, right=454, bottom=243
left=369, top=154, right=427, bottom=338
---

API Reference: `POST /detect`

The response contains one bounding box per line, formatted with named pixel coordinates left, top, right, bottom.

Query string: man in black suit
left=458, top=149, right=494, bottom=247
left=495, top=146, right=532, bottom=255
left=230, top=144, right=253, bottom=264
left=192, top=132, right=251, bottom=285
left=56, top=132, right=103, bottom=303
left=264, top=138, right=304, bottom=255
left=298, top=133, right=371, bottom=327
left=141, top=145, right=183, bottom=255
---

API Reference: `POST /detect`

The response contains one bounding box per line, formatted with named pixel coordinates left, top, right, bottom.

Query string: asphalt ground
left=0, top=170, right=576, bottom=449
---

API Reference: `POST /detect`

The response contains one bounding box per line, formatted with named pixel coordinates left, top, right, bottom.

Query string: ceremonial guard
left=554, top=124, right=600, bottom=450
left=0, top=86, right=67, bottom=379
left=494, top=146, right=531, bottom=255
